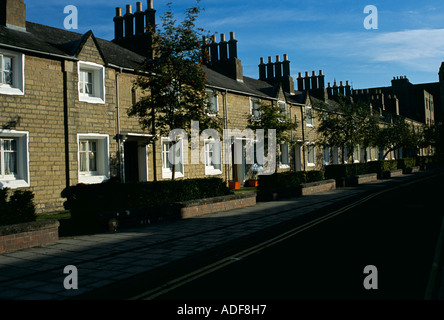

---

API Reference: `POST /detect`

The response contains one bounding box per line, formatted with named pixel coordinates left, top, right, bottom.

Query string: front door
left=124, top=141, right=139, bottom=183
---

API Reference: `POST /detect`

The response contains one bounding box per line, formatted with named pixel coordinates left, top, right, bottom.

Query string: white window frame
left=77, top=134, right=110, bottom=184
left=78, top=61, right=105, bottom=104
left=250, top=98, right=261, bottom=120
left=278, top=101, right=287, bottom=116
left=323, top=146, right=330, bottom=165
left=332, top=146, right=339, bottom=164
left=0, top=130, right=30, bottom=189
left=307, top=143, right=316, bottom=167
left=353, top=145, right=360, bottom=163
left=0, top=50, right=25, bottom=96
left=204, top=139, right=222, bottom=176
left=305, top=106, right=314, bottom=127
left=279, top=143, right=290, bottom=168
left=161, top=137, right=184, bottom=179
left=206, top=89, right=219, bottom=116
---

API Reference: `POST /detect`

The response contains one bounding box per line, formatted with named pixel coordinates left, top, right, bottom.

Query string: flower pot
left=229, top=181, right=241, bottom=189
left=248, top=180, right=259, bottom=187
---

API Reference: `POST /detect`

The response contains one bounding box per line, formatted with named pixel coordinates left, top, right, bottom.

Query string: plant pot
left=248, top=180, right=259, bottom=187
left=229, top=181, right=241, bottom=189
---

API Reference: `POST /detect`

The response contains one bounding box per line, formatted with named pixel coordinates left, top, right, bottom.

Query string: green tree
left=376, top=116, right=421, bottom=159
left=128, top=1, right=223, bottom=180
left=317, top=99, right=375, bottom=163
left=247, top=102, right=298, bottom=171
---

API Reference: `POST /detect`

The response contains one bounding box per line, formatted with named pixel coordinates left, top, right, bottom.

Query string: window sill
left=162, top=170, right=184, bottom=179
left=307, top=163, right=316, bottom=167
left=0, top=86, right=24, bottom=96
left=279, top=164, right=290, bottom=169
left=0, top=179, right=30, bottom=189
left=205, top=168, right=222, bottom=176
left=78, top=175, right=109, bottom=184
left=79, top=95, right=105, bottom=104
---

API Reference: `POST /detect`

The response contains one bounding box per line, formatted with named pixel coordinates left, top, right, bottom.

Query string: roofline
left=0, top=43, right=77, bottom=61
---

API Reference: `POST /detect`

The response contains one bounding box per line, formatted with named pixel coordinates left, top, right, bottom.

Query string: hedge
left=324, top=157, right=438, bottom=181
left=257, top=171, right=325, bottom=201
left=61, top=178, right=231, bottom=226
left=0, top=189, right=37, bottom=227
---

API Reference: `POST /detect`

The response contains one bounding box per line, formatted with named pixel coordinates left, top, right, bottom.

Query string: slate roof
left=0, top=21, right=306, bottom=102
left=0, top=22, right=146, bottom=69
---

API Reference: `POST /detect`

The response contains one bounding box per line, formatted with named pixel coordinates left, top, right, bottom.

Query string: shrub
left=0, top=188, right=37, bottom=226
left=61, top=178, right=231, bottom=226
left=257, top=171, right=324, bottom=201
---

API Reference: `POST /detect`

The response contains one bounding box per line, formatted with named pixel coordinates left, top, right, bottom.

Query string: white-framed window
left=305, top=106, right=314, bottom=127
left=161, top=137, right=184, bottom=179
left=77, top=134, right=109, bottom=184
left=323, top=146, right=330, bottom=165
left=279, top=143, right=290, bottom=168
left=353, top=145, right=360, bottom=163
left=206, top=89, right=219, bottom=115
left=0, top=50, right=25, bottom=95
left=78, top=61, right=105, bottom=104
left=375, top=146, right=380, bottom=161
left=204, top=139, right=222, bottom=175
left=250, top=98, right=261, bottom=119
left=307, top=143, right=316, bottom=167
left=0, top=130, right=30, bottom=189
left=332, top=146, right=339, bottom=164
left=278, top=101, right=287, bottom=116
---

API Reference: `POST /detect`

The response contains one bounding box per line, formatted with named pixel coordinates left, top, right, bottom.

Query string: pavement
left=1, top=169, right=444, bottom=301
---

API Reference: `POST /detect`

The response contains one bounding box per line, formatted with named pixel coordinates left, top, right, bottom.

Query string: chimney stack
left=259, top=57, right=266, bottom=81
left=318, top=70, right=325, bottom=89
left=274, top=55, right=282, bottom=79
left=210, top=35, right=219, bottom=62
left=228, top=32, right=238, bottom=59
left=297, top=72, right=304, bottom=91
left=0, top=0, right=27, bottom=31
left=304, top=72, right=311, bottom=91
left=311, top=71, right=318, bottom=90
left=134, top=2, right=145, bottom=35
left=267, top=57, right=274, bottom=80
left=124, top=5, right=134, bottom=38
left=114, top=7, right=124, bottom=40
left=207, top=31, right=243, bottom=82
left=145, top=0, right=156, bottom=30
left=219, top=34, right=228, bottom=61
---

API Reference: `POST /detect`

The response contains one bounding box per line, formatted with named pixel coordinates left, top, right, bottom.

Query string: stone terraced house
left=0, top=0, right=437, bottom=214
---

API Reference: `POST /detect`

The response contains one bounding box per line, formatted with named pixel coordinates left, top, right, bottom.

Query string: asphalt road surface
left=151, top=172, right=444, bottom=301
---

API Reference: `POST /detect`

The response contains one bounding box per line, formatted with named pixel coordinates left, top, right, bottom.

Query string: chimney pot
left=137, top=2, right=143, bottom=12
left=283, top=54, right=288, bottom=61
left=219, top=34, right=228, bottom=60
left=148, top=0, right=154, bottom=9
left=228, top=32, right=238, bottom=59
left=319, top=70, right=324, bottom=76
left=276, top=55, right=281, bottom=62
left=260, top=57, right=265, bottom=64
left=230, top=32, right=235, bottom=40
left=126, top=4, right=132, bottom=14
left=116, top=7, right=122, bottom=17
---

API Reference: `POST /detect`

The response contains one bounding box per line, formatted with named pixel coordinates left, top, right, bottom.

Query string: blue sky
left=25, top=0, right=444, bottom=89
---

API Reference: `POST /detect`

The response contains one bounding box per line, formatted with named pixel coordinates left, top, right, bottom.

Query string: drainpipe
left=223, top=89, right=230, bottom=183
left=116, top=68, right=124, bottom=182
left=301, top=106, right=306, bottom=171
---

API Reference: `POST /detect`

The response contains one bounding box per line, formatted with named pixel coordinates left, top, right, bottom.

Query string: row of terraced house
left=0, top=0, right=441, bottom=214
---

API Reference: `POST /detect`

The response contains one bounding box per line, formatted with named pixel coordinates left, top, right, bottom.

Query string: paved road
left=138, top=171, right=444, bottom=300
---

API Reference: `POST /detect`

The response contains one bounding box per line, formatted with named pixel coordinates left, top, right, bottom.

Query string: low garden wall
left=0, top=220, right=59, bottom=253
left=300, top=179, right=336, bottom=196
left=179, top=192, right=257, bottom=219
